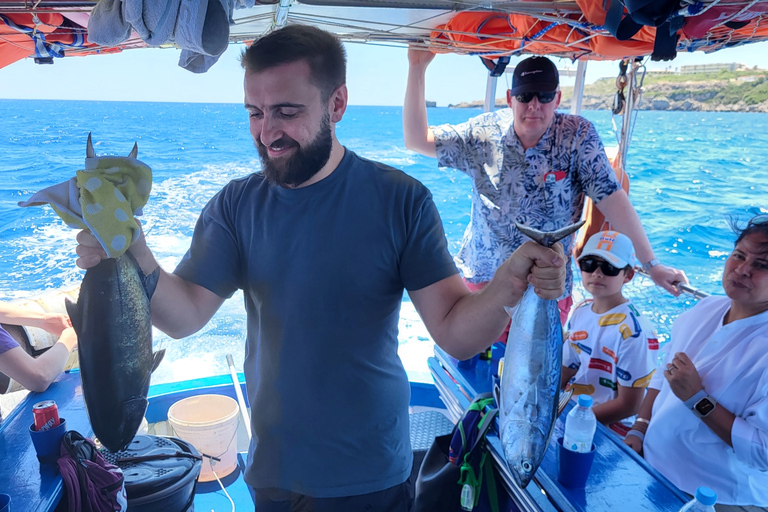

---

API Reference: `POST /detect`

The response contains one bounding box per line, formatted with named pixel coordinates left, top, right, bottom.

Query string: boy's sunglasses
left=578, top=258, right=624, bottom=277
left=747, top=214, right=768, bottom=228
left=514, top=91, right=557, bottom=104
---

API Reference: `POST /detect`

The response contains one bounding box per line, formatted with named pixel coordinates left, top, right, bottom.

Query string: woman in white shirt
left=623, top=214, right=768, bottom=511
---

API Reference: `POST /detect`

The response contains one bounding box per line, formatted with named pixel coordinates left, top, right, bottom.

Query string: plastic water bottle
left=563, top=395, right=596, bottom=453
left=678, top=487, right=717, bottom=511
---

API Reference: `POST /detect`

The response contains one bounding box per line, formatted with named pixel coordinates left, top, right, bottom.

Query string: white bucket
left=167, top=394, right=240, bottom=482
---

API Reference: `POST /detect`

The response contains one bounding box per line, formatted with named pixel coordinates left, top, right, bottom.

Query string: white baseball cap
left=578, top=230, right=636, bottom=269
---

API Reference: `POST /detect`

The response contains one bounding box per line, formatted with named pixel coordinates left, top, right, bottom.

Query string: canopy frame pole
left=273, top=0, right=293, bottom=28
left=617, top=59, right=643, bottom=171
left=569, top=59, right=588, bottom=116
left=484, top=74, right=499, bottom=113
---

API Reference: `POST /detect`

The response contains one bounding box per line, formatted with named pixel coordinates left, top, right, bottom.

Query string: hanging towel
left=87, top=0, right=132, bottom=46
left=18, top=135, right=152, bottom=259
left=175, top=0, right=229, bottom=56
left=123, top=0, right=182, bottom=46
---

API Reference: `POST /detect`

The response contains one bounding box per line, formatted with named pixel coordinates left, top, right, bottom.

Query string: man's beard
left=257, top=114, right=333, bottom=187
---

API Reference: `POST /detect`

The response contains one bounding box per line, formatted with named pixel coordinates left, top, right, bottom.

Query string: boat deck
left=430, top=343, right=690, bottom=512
left=0, top=371, right=455, bottom=511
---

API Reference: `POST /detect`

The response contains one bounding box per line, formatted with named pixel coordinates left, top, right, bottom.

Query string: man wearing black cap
left=404, top=48, right=687, bottom=325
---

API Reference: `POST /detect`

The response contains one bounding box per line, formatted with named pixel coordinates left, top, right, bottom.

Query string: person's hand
left=408, top=45, right=436, bottom=70
left=39, top=313, right=72, bottom=336
left=76, top=220, right=154, bottom=272
left=623, top=433, right=644, bottom=455
left=648, top=264, right=688, bottom=297
left=500, top=241, right=566, bottom=301
left=664, top=352, right=703, bottom=401
left=57, top=326, right=78, bottom=352
left=75, top=229, right=109, bottom=269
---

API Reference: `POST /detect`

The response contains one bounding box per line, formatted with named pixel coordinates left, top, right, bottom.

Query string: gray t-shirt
left=175, top=149, right=457, bottom=497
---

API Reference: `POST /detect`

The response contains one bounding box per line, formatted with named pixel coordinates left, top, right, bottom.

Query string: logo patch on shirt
left=599, top=377, right=617, bottom=390
left=589, top=358, right=612, bottom=374
left=602, top=347, right=618, bottom=363
left=569, top=384, right=595, bottom=396
left=619, top=323, right=633, bottom=340
left=571, top=331, right=588, bottom=341
left=598, top=313, right=627, bottom=326
left=648, top=337, right=659, bottom=350
left=633, top=370, right=656, bottom=388
left=570, top=342, right=592, bottom=355
left=616, top=367, right=631, bottom=381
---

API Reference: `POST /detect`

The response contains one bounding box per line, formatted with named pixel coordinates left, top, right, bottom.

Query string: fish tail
left=515, top=220, right=586, bottom=248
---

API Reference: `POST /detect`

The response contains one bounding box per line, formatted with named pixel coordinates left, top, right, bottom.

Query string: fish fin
left=128, top=142, right=138, bottom=159
left=86, top=132, right=94, bottom=159
left=515, top=220, right=586, bottom=248
left=151, top=349, right=165, bottom=373
left=64, top=297, right=81, bottom=334
left=124, top=251, right=160, bottom=299
left=142, top=267, right=160, bottom=300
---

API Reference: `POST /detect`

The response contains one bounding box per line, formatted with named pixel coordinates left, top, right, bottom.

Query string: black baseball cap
left=509, top=56, right=559, bottom=95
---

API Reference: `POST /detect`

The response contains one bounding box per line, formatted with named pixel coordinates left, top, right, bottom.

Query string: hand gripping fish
left=498, top=220, right=584, bottom=488
left=64, top=137, right=165, bottom=453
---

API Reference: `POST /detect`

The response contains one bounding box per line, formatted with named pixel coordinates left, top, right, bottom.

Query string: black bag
left=604, top=0, right=684, bottom=60
left=413, top=393, right=500, bottom=512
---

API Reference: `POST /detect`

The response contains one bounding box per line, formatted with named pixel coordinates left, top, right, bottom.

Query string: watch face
left=695, top=397, right=716, bottom=416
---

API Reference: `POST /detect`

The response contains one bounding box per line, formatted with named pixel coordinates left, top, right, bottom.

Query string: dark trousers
left=254, top=478, right=413, bottom=512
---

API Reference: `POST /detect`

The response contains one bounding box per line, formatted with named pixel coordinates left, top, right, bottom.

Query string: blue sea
left=0, top=99, right=766, bottom=384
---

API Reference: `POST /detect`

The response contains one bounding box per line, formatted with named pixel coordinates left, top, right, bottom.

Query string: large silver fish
left=498, top=221, right=584, bottom=488
left=66, top=253, right=164, bottom=453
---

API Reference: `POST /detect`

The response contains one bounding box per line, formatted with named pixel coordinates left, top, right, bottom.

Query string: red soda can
left=33, top=400, right=59, bottom=431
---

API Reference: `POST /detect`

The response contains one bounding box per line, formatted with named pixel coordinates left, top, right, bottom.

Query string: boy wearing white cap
left=560, top=230, right=659, bottom=435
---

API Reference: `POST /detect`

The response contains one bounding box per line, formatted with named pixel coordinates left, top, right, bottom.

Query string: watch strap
left=683, top=389, right=707, bottom=410
left=642, top=258, right=660, bottom=271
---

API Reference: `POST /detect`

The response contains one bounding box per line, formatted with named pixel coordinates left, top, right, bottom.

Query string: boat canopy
left=2, top=0, right=768, bottom=71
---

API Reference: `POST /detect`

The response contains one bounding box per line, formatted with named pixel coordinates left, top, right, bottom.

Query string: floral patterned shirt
left=433, top=109, right=620, bottom=295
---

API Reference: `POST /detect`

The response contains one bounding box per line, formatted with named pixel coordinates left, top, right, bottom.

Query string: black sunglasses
left=579, top=258, right=624, bottom=277
left=514, top=91, right=557, bottom=104
left=747, top=214, right=768, bottom=228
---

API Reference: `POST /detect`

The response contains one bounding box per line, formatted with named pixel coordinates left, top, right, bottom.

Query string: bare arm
left=0, top=304, right=70, bottom=336
left=410, top=241, right=565, bottom=360
left=0, top=327, right=78, bottom=392
left=76, top=227, right=224, bottom=339
left=560, top=366, right=577, bottom=390
left=623, top=387, right=659, bottom=454
left=403, top=46, right=437, bottom=158
left=595, top=189, right=688, bottom=295
left=593, top=385, right=645, bottom=425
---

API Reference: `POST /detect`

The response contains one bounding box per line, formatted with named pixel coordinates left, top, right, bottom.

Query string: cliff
left=448, top=69, right=768, bottom=112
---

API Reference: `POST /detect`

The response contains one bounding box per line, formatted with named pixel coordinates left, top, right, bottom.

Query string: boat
left=0, top=0, right=760, bottom=510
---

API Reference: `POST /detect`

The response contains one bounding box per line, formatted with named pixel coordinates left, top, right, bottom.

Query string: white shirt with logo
left=562, top=300, right=658, bottom=424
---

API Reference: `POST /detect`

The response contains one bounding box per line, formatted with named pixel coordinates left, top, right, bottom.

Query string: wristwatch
left=641, top=258, right=660, bottom=272
left=683, top=389, right=717, bottom=418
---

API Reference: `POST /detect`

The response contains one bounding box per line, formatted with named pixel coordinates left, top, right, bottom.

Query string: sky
left=2, top=38, right=768, bottom=106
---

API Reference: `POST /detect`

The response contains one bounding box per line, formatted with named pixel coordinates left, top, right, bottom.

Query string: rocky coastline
left=445, top=71, right=768, bottom=113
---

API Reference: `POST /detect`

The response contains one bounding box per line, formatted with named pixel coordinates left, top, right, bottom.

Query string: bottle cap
left=695, top=486, right=717, bottom=506
left=577, top=395, right=593, bottom=408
